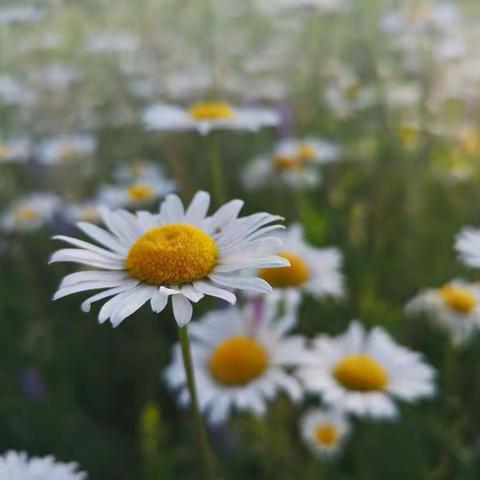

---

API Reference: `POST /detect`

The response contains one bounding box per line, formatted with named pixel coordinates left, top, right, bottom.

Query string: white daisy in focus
left=1, top=192, right=60, bottom=233
left=406, top=280, right=480, bottom=345
left=143, top=100, right=279, bottom=135
left=0, top=450, right=86, bottom=480
left=300, top=409, right=350, bottom=458
left=297, top=321, right=435, bottom=418
left=243, top=138, right=340, bottom=190
left=164, top=301, right=306, bottom=424
left=258, top=224, right=344, bottom=307
left=455, top=226, right=480, bottom=268
left=50, top=191, right=288, bottom=327
left=36, top=134, right=96, bottom=166
left=0, top=137, right=31, bottom=164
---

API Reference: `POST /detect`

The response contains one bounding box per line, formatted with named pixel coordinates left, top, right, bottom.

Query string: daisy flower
left=143, top=100, right=279, bottom=136
left=297, top=321, right=435, bottom=418
left=455, top=226, right=480, bottom=268
left=0, top=5, right=43, bottom=26
left=406, top=280, right=480, bottom=345
left=1, top=192, right=60, bottom=233
left=62, top=201, right=104, bottom=225
left=257, top=224, right=344, bottom=306
left=112, top=161, right=167, bottom=183
left=0, top=451, right=86, bottom=480
left=36, top=134, right=96, bottom=166
left=300, top=409, right=351, bottom=458
left=0, top=137, right=31, bottom=164
left=243, top=138, right=340, bottom=190
left=50, top=191, right=288, bottom=327
left=96, top=175, right=176, bottom=209
left=164, top=301, right=306, bottom=424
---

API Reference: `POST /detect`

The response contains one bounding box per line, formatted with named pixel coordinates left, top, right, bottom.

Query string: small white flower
left=257, top=224, right=344, bottom=306
left=455, top=226, right=480, bottom=268
left=297, top=321, right=435, bottom=418
left=143, top=100, right=279, bottom=135
left=84, top=31, right=139, bottom=54
left=1, top=192, right=60, bottom=233
left=0, top=450, right=86, bottom=480
left=0, top=75, right=34, bottom=106
left=164, top=302, right=306, bottom=424
left=50, top=191, right=288, bottom=327
left=36, top=134, right=96, bottom=166
left=0, top=5, right=43, bottom=26
left=300, top=409, right=351, bottom=458
left=243, top=138, right=340, bottom=190
left=62, top=201, right=104, bottom=225
left=406, top=280, right=480, bottom=346
left=0, top=137, right=31, bottom=164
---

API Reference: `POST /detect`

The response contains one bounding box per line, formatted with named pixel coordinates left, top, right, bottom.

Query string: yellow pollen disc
left=397, top=125, right=418, bottom=146
left=127, top=183, right=154, bottom=201
left=125, top=224, right=218, bottom=285
left=188, top=101, right=235, bottom=121
left=344, top=82, right=361, bottom=99
left=333, top=354, right=387, bottom=391
left=297, top=144, right=315, bottom=160
left=259, top=251, right=309, bottom=288
left=440, top=285, right=476, bottom=314
left=60, top=143, right=77, bottom=160
left=15, top=206, right=38, bottom=222
left=209, top=336, right=268, bottom=386
left=315, top=423, right=338, bottom=447
left=458, top=130, right=479, bottom=155
left=273, top=154, right=303, bottom=171
left=80, top=206, right=99, bottom=222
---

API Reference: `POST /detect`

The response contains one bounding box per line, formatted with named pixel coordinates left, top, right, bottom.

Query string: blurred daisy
left=164, top=302, right=306, bottom=424
left=1, top=192, right=60, bottom=233
left=0, top=5, right=43, bottom=26
left=113, top=161, right=168, bottom=183
left=455, top=226, right=480, bottom=268
left=258, top=224, right=344, bottom=306
left=50, top=191, right=288, bottom=327
left=300, top=409, right=350, bottom=458
left=36, top=134, right=96, bottom=166
left=143, top=100, right=279, bottom=135
left=407, top=280, right=480, bottom=345
left=257, top=0, right=349, bottom=14
left=297, top=321, right=435, bottom=418
left=84, top=31, right=139, bottom=54
left=0, top=451, right=86, bottom=480
left=62, top=201, right=104, bottom=225
left=97, top=175, right=176, bottom=209
left=0, top=137, right=31, bottom=164
left=243, top=138, right=340, bottom=190
left=0, top=74, right=34, bottom=106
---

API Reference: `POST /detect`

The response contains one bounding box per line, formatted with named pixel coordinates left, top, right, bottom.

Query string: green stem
left=208, top=135, right=226, bottom=205
left=178, top=325, right=214, bottom=480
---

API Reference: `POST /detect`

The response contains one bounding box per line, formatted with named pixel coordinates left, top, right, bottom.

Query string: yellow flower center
left=315, top=423, right=338, bottom=447
left=273, top=155, right=303, bottom=171
left=125, top=224, right=218, bottom=285
left=397, top=125, right=418, bottom=146
left=60, top=143, right=77, bottom=160
left=440, top=285, right=476, bottom=314
left=343, top=82, right=361, bottom=99
left=458, top=130, right=479, bottom=155
left=259, top=251, right=309, bottom=288
left=333, top=354, right=387, bottom=391
left=209, top=336, right=268, bottom=386
left=15, top=206, right=38, bottom=222
left=297, top=144, right=315, bottom=160
left=79, top=206, right=100, bottom=222
left=127, top=183, right=155, bottom=201
left=0, top=145, right=9, bottom=159
left=188, top=101, right=235, bottom=121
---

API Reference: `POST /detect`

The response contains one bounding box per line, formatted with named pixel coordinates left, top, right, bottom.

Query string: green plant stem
left=178, top=324, right=214, bottom=480
left=208, top=135, right=226, bottom=205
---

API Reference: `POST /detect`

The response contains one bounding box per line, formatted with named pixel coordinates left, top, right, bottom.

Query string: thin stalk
left=207, top=134, right=226, bottom=205
left=178, top=324, right=214, bottom=480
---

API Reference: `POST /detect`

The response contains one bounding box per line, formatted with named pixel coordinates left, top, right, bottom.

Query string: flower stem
left=178, top=324, right=214, bottom=480
left=208, top=134, right=226, bottom=205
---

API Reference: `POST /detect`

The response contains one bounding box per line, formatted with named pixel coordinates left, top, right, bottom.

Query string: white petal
left=193, top=280, right=236, bottom=304
left=172, top=294, right=193, bottom=326
left=184, top=191, right=210, bottom=226
left=209, top=274, right=272, bottom=294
